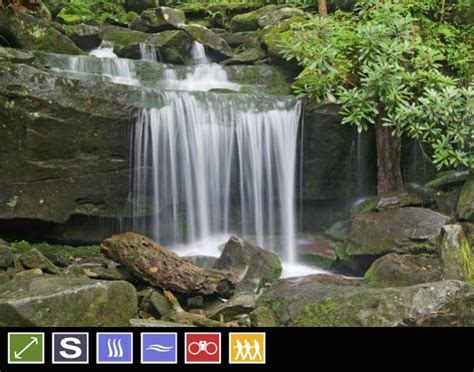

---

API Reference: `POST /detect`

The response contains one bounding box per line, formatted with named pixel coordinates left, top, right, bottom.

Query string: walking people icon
left=229, top=333, right=265, bottom=364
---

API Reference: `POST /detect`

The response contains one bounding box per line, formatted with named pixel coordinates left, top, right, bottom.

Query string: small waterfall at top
left=132, top=42, right=302, bottom=264
left=139, top=43, right=158, bottom=62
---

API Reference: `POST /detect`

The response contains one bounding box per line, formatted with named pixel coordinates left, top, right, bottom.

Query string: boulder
left=221, top=31, right=261, bottom=48
left=258, top=7, right=310, bottom=28
left=0, top=275, right=137, bottom=326
left=207, top=294, right=257, bottom=321
left=124, top=0, right=160, bottom=14
left=138, top=288, right=172, bottom=319
left=230, top=5, right=281, bottom=32
left=222, top=47, right=266, bottom=65
left=364, top=253, right=443, bottom=287
left=457, top=176, right=474, bottom=221
left=82, top=265, right=135, bottom=281
left=347, top=207, right=452, bottom=257
left=297, top=237, right=337, bottom=269
left=258, top=274, right=474, bottom=326
left=171, top=312, right=226, bottom=327
left=249, top=307, right=278, bottom=327
left=64, top=24, right=101, bottom=50
left=20, top=248, right=60, bottom=274
left=324, top=220, right=351, bottom=241
left=99, top=25, right=148, bottom=57
left=214, top=236, right=282, bottom=294
left=0, top=9, right=82, bottom=55
left=147, top=29, right=193, bottom=63
left=0, top=242, right=14, bottom=268
left=179, top=24, right=233, bottom=58
left=133, top=6, right=185, bottom=32
left=257, top=274, right=364, bottom=325
left=440, top=224, right=473, bottom=282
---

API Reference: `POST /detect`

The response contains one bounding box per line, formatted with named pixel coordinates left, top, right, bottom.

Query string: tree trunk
left=375, top=121, right=403, bottom=195
left=318, top=0, right=328, bottom=18
left=101, top=233, right=235, bottom=297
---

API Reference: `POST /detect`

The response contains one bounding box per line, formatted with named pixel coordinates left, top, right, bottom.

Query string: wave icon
left=107, top=338, right=124, bottom=358
left=146, top=344, right=173, bottom=353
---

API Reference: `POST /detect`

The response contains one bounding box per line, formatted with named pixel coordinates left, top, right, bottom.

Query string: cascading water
left=43, top=41, right=314, bottom=274
left=132, top=42, right=302, bottom=265
left=139, top=43, right=158, bottom=62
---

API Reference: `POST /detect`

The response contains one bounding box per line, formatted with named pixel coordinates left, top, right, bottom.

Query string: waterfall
left=46, top=41, right=303, bottom=265
left=132, top=93, right=301, bottom=262
left=131, top=42, right=302, bottom=262
left=139, top=43, right=158, bottom=62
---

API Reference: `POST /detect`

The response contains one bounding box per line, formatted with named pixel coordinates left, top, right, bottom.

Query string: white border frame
left=52, top=332, right=89, bottom=365
left=184, top=332, right=221, bottom=365
left=96, top=332, right=133, bottom=365
left=140, top=332, right=178, bottom=364
left=229, top=332, right=266, bottom=365
left=8, top=332, right=45, bottom=365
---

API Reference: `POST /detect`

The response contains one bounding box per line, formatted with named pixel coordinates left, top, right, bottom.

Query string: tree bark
left=375, top=120, right=403, bottom=195
left=101, top=233, right=235, bottom=297
left=318, top=0, right=328, bottom=18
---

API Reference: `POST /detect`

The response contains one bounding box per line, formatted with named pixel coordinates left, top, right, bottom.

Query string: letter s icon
left=59, top=337, right=82, bottom=359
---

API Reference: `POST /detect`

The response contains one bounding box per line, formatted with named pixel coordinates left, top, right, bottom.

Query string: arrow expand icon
left=14, top=337, right=39, bottom=360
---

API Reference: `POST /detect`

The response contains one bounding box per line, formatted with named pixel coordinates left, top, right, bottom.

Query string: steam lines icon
left=107, top=339, right=124, bottom=358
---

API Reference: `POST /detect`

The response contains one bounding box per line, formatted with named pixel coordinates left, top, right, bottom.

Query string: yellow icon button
left=229, top=333, right=265, bottom=364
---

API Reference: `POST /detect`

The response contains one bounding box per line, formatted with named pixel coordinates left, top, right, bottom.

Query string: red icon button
left=185, top=333, right=221, bottom=364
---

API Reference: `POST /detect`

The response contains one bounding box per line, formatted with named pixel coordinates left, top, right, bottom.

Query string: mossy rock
left=230, top=5, right=282, bottom=32
left=364, top=253, right=443, bottom=287
left=64, top=23, right=101, bottom=50
left=0, top=275, right=137, bottom=326
left=222, top=47, right=266, bottom=65
left=350, top=197, right=378, bottom=218
left=179, top=23, right=233, bottom=58
left=440, top=224, right=473, bottom=283
left=325, top=220, right=351, bottom=241
left=132, top=6, right=185, bottom=32
left=0, top=9, right=82, bottom=55
left=425, top=170, right=469, bottom=191
left=147, top=29, right=193, bottom=63
left=249, top=306, right=278, bottom=327
left=297, top=237, right=337, bottom=269
left=258, top=7, right=310, bottom=28
left=124, top=0, right=160, bottom=14
left=347, top=207, right=452, bottom=257
left=20, top=248, right=60, bottom=275
left=457, top=176, right=474, bottom=221
left=214, top=236, right=282, bottom=294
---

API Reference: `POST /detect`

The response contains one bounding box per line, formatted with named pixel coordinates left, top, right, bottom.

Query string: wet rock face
left=0, top=275, right=137, bottom=326
left=214, top=236, right=282, bottom=294
left=0, top=50, right=138, bottom=236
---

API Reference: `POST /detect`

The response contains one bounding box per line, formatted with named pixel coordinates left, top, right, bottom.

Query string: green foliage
left=57, top=0, right=139, bottom=25
left=280, top=0, right=473, bottom=170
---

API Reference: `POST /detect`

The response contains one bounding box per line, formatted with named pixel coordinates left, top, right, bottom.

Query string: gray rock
left=133, top=7, right=185, bottom=33
left=138, top=288, right=172, bottom=319
left=258, top=274, right=474, bottom=326
left=207, top=294, right=257, bottom=321
left=20, top=249, right=60, bottom=275
left=124, top=0, right=161, bottom=14
left=214, top=236, right=282, bottom=294
left=147, top=30, right=193, bottom=63
left=0, top=276, right=137, bottom=326
left=64, top=24, right=101, bottom=50
left=347, top=207, right=452, bottom=257
left=184, top=255, right=217, bottom=269
left=440, top=224, right=473, bottom=281
left=364, top=253, right=443, bottom=287
left=179, top=24, right=233, bottom=58
left=258, top=7, right=310, bottom=28
left=0, top=243, right=14, bottom=268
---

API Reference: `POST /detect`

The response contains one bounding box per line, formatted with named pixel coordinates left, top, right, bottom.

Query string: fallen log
left=101, top=233, right=235, bottom=298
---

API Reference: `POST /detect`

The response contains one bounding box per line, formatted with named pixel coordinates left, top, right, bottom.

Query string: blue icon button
left=141, top=333, right=178, bottom=364
left=96, top=333, right=133, bottom=364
